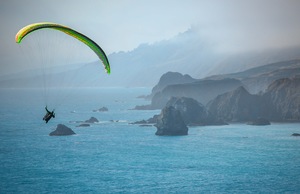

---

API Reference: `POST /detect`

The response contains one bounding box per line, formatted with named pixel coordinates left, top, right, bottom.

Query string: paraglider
left=15, top=22, right=110, bottom=123
left=15, top=22, right=110, bottom=74
left=43, top=106, right=55, bottom=123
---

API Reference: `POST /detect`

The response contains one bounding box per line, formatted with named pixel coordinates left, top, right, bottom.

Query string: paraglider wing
left=15, top=22, right=110, bottom=74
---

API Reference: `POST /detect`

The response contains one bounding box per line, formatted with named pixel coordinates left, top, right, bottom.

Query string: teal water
left=1, top=88, right=300, bottom=193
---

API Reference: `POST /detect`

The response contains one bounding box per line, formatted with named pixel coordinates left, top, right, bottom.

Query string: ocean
left=1, top=88, right=300, bottom=193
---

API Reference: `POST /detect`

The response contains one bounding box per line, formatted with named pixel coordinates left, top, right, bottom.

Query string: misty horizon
left=1, top=0, right=300, bottom=76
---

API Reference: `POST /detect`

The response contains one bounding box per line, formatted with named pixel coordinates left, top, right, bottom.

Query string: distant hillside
left=135, top=59, right=300, bottom=110
left=135, top=78, right=243, bottom=109
left=206, top=59, right=300, bottom=93
left=2, top=26, right=300, bottom=88
left=148, top=72, right=197, bottom=99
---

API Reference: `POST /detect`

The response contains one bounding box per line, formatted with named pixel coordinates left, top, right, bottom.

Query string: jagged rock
left=131, top=115, right=159, bottom=125
left=166, top=97, right=227, bottom=126
left=247, top=118, right=271, bottom=125
left=85, top=117, right=99, bottom=123
left=49, top=124, right=76, bottom=136
left=147, top=115, right=160, bottom=124
left=207, top=86, right=269, bottom=122
left=133, top=97, right=227, bottom=126
left=93, top=107, right=108, bottom=112
left=207, top=78, right=300, bottom=122
left=76, top=123, right=90, bottom=127
left=291, top=133, right=300, bottom=136
left=155, top=106, right=188, bottom=136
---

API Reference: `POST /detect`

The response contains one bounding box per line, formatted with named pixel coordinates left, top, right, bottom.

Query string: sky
left=1, top=0, right=300, bottom=75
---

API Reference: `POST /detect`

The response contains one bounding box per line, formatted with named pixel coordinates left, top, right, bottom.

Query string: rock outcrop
left=207, top=86, right=269, bottom=122
left=131, top=115, right=159, bottom=126
left=85, top=117, right=99, bottom=123
left=155, top=106, right=188, bottom=136
left=76, top=123, right=90, bottom=127
left=93, top=107, right=108, bottom=112
left=207, top=78, right=300, bottom=122
left=291, top=133, right=300, bottom=136
left=49, top=124, right=76, bottom=136
left=166, top=97, right=227, bottom=126
left=247, top=118, right=271, bottom=125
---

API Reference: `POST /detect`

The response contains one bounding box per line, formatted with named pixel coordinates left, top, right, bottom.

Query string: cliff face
left=207, top=78, right=300, bottom=122
left=166, top=97, right=226, bottom=125
left=207, top=86, right=269, bottom=122
left=263, top=78, right=300, bottom=121
left=150, top=78, right=243, bottom=109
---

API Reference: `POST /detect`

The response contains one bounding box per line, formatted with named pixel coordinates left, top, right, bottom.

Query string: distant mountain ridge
left=2, top=26, right=300, bottom=88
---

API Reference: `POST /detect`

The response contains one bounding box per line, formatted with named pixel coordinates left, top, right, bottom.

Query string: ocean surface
left=1, top=88, right=300, bottom=193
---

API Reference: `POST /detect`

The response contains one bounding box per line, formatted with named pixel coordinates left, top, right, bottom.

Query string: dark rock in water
left=76, top=123, right=90, bottom=127
left=247, top=118, right=271, bottom=125
left=131, top=119, right=148, bottom=124
left=140, top=124, right=153, bottom=127
left=133, top=104, right=155, bottom=110
left=131, top=115, right=159, bottom=125
left=69, top=120, right=83, bottom=124
left=155, top=106, right=188, bottom=136
left=93, top=107, right=108, bottom=112
left=85, top=117, right=99, bottom=123
left=49, top=124, right=76, bottom=136
left=291, top=133, right=300, bottom=136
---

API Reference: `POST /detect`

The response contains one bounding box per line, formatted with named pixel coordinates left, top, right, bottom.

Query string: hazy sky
left=1, top=0, right=300, bottom=74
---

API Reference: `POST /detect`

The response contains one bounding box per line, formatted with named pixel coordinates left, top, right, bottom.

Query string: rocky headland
left=134, top=72, right=243, bottom=110
left=207, top=77, right=300, bottom=122
left=134, top=61, right=300, bottom=131
left=133, top=60, right=300, bottom=134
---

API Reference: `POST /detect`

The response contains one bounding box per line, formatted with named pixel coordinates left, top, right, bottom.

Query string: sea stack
left=155, top=106, right=188, bottom=136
